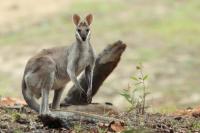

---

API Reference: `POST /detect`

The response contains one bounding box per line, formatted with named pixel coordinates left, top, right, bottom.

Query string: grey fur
left=22, top=14, right=95, bottom=114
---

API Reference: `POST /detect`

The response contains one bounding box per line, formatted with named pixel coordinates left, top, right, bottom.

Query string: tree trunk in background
left=61, top=40, right=126, bottom=105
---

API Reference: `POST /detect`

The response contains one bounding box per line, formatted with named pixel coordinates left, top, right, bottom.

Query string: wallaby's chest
left=80, top=48, right=90, bottom=63
left=77, top=44, right=92, bottom=72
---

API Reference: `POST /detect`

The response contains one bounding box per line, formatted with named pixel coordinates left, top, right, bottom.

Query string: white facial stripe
left=76, top=31, right=82, bottom=41
left=86, top=30, right=91, bottom=40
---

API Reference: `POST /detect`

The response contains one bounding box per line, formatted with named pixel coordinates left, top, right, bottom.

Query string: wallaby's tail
left=22, top=77, right=40, bottom=112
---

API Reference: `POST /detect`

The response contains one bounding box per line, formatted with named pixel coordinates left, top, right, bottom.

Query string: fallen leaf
left=172, top=106, right=200, bottom=118
left=109, top=121, right=125, bottom=132
left=0, top=97, right=26, bottom=107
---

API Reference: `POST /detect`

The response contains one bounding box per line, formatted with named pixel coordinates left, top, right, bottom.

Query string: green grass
left=0, top=17, right=73, bottom=45
left=1, top=0, right=200, bottom=46
left=70, top=0, right=127, bottom=13
left=191, top=121, right=200, bottom=131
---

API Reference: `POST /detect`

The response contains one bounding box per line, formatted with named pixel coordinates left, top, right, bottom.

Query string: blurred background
left=0, top=0, right=200, bottom=112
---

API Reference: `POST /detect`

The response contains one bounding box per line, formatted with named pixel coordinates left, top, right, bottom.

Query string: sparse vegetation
left=121, top=64, right=150, bottom=114
left=0, top=0, right=200, bottom=110
left=12, top=112, right=21, bottom=122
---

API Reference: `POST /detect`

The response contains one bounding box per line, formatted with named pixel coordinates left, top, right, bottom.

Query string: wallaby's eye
left=86, top=29, right=90, bottom=32
left=77, top=29, right=81, bottom=33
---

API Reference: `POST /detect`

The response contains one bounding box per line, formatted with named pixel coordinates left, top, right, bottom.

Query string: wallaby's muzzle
left=82, top=36, right=86, bottom=41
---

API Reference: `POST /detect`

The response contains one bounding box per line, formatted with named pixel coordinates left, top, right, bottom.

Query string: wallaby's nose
left=82, top=37, right=86, bottom=41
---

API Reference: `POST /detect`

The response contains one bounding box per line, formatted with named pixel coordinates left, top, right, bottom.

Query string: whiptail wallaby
left=22, top=14, right=95, bottom=114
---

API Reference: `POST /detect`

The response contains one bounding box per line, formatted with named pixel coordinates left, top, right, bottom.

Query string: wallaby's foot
left=39, top=109, right=51, bottom=115
left=60, top=100, right=70, bottom=107
left=40, top=103, right=51, bottom=114
left=52, top=105, right=60, bottom=110
left=52, top=88, right=63, bottom=110
left=51, top=100, right=61, bottom=110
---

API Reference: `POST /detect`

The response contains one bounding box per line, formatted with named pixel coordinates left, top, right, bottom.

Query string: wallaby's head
left=73, top=14, right=93, bottom=42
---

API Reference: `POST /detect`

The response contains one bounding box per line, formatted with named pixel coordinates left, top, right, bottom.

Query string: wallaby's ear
left=85, top=14, right=93, bottom=25
left=73, top=14, right=81, bottom=26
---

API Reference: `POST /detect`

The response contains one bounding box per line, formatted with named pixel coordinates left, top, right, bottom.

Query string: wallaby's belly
left=52, top=68, right=69, bottom=90
left=26, top=68, right=69, bottom=92
left=52, top=78, right=69, bottom=90
left=76, top=52, right=91, bottom=74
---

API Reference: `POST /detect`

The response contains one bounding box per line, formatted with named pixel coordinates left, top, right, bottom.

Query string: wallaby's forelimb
left=85, top=63, right=95, bottom=103
left=67, top=66, right=85, bottom=94
left=62, top=40, right=126, bottom=105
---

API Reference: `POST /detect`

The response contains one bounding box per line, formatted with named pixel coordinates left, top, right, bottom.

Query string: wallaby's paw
left=80, top=88, right=87, bottom=94
left=87, top=91, right=92, bottom=103
left=87, top=96, right=92, bottom=103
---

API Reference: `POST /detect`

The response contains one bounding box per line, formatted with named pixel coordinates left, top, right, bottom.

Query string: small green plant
left=73, top=121, right=86, bottom=133
left=73, top=124, right=82, bottom=133
left=120, top=63, right=150, bottom=114
left=96, top=126, right=107, bottom=133
left=191, top=121, right=200, bottom=131
left=12, top=112, right=21, bottom=122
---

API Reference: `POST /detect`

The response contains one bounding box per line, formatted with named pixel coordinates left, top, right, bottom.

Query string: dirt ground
left=0, top=97, right=200, bottom=132
left=0, top=105, right=200, bottom=133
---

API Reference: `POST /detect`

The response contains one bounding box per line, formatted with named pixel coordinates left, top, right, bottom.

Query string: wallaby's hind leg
left=39, top=72, right=55, bottom=114
left=25, top=56, right=56, bottom=114
left=52, top=88, right=64, bottom=109
left=40, top=88, right=50, bottom=114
